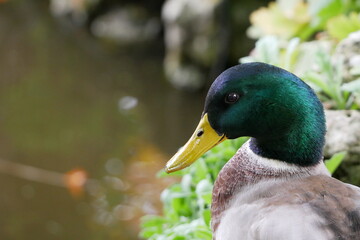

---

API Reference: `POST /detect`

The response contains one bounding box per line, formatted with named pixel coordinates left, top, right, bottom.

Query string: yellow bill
left=165, top=113, right=227, bottom=173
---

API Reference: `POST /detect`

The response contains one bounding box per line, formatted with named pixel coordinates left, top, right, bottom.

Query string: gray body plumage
left=212, top=141, right=360, bottom=240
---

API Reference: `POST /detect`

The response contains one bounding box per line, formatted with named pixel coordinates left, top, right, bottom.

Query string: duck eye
left=225, top=93, right=239, bottom=104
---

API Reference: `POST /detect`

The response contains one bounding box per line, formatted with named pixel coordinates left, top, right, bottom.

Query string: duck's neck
left=211, top=140, right=328, bottom=233
left=250, top=114, right=325, bottom=166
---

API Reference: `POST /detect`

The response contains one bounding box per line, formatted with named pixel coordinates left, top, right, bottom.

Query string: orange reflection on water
left=64, top=168, right=88, bottom=198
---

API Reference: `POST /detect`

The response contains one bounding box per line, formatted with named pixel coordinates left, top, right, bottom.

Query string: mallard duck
left=165, top=62, right=360, bottom=240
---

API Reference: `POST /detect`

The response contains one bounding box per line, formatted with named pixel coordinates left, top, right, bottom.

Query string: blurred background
left=4, top=0, right=360, bottom=239
left=0, top=0, right=270, bottom=239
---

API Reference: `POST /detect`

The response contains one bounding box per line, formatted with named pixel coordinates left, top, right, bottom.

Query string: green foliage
left=341, top=78, right=360, bottom=106
left=325, top=151, right=347, bottom=174
left=240, top=35, right=360, bottom=110
left=240, top=36, right=301, bottom=72
left=248, top=0, right=360, bottom=40
left=140, top=138, right=248, bottom=240
left=327, top=12, right=360, bottom=40
left=243, top=0, right=360, bottom=109
left=302, top=50, right=353, bottom=109
left=248, top=0, right=310, bottom=40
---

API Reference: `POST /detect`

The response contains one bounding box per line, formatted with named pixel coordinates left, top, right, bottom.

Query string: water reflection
left=0, top=1, right=204, bottom=239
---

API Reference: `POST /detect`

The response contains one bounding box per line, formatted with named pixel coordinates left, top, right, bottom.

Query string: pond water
left=0, top=1, right=205, bottom=239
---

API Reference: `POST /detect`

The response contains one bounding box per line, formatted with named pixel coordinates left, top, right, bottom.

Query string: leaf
left=195, top=179, right=213, bottom=195
left=202, top=209, right=211, bottom=227
left=140, top=215, right=167, bottom=227
left=341, top=78, right=360, bottom=92
left=327, top=12, right=360, bottom=40
left=249, top=1, right=310, bottom=39
left=303, top=72, right=330, bottom=94
left=257, top=36, right=280, bottom=64
left=309, top=0, right=343, bottom=26
left=239, top=36, right=281, bottom=65
left=325, top=151, right=346, bottom=174
left=283, top=37, right=300, bottom=70
left=173, top=236, right=186, bottom=240
left=181, top=174, right=192, bottom=192
left=193, top=226, right=212, bottom=240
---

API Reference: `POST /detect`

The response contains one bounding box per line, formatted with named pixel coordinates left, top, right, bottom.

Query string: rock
left=324, top=110, right=360, bottom=161
left=325, top=110, right=360, bottom=185
left=49, top=0, right=96, bottom=25
left=162, top=0, right=225, bottom=90
left=332, top=31, right=360, bottom=83
left=91, top=6, right=161, bottom=43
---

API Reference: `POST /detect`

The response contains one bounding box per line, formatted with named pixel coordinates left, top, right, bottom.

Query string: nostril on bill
left=197, top=129, right=204, bottom=137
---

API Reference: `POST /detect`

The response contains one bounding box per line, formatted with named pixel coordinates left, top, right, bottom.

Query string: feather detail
left=215, top=175, right=360, bottom=240
left=211, top=141, right=360, bottom=240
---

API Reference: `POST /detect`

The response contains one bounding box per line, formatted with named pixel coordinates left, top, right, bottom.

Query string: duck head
left=165, top=62, right=326, bottom=173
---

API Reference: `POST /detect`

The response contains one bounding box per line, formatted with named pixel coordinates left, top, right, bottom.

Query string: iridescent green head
left=165, top=62, right=325, bottom=173
left=204, top=62, right=325, bottom=165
